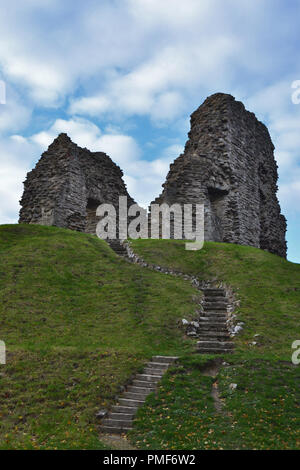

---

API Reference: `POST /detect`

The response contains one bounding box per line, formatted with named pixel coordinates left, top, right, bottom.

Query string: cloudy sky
left=0, top=0, right=299, bottom=261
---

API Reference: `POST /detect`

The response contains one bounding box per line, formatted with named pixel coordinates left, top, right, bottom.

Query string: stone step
left=197, top=332, right=230, bottom=340
left=204, top=296, right=228, bottom=302
left=102, top=356, right=174, bottom=435
left=101, top=425, right=132, bottom=434
left=101, top=418, right=134, bottom=428
left=200, top=313, right=227, bottom=318
left=201, top=311, right=228, bottom=316
left=109, top=413, right=134, bottom=420
left=127, top=385, right=156, bottom=394
left=198, top=323, right=228, bottom=331
left=201, top=320, right=227, bottom=325
left=204, top=297, right=226, bottom=302
left=202, top=289, right=226, bottom=296
left=123, top=391, right=151, bottom=400
left=118, top=398, right=145, bottom=407
left=199, top=316, right=227, bottom=323
left=144, top=367, right=166, bottom=375
left=151, top=356, right=178, bottom=364
left=204, top=306, right=227, bottom=312
left=111, top=405, right=138, bottom=414
left=197, top=348, right=234, bottom=354
left=146, top=361, right=169, bottom=369
left=136, top=374, right=162, bottom=382
left=197, top=328, right=229, bottom=335
left=132, top=379, right=156, bottom=388
left=138, top=369, right=164, bottom=377
left=107, top=242, right=127, bottom=255
left=204, top=295, right=227, bottom=300
left=203, top=302, right=228, bottom=308
left=197, top=341, right=234, bottom=349
left=199, top=318, right=227, bottom=323
left=198, top=337, right=231, bottom=343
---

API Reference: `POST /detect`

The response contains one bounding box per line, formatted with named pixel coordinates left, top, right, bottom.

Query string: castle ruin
left=19, top=93, right=287, bottom=258
left=151, top=93, right=287, bottom=258
left=19, top=133, right=135, bottom=234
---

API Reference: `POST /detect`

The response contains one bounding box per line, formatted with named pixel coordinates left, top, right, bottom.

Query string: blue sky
left=0, top=0, right=299, bottom=262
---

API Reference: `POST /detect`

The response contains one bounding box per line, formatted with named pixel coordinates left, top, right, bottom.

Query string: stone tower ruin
left=151, top=93, right=287, bottom=258
left=19, top=133, right=135, bottom=234
left=19, top=93, right=287, bottom=258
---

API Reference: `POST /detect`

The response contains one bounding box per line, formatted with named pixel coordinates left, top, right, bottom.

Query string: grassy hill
left=0, top=226, right=299, bottom=449
left=129, top=239, right=300, bottom=449
left=0, top=225, right=196, bottom=449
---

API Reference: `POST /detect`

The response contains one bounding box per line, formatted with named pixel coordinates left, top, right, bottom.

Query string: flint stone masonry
left=151, top=93, right=287, bottom=258
left=19, top=133, right=135, bottom=235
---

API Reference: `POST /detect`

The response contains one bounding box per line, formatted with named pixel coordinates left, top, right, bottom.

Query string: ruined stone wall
left=19, top=94, right=287, bottom=257
left=151, top=93, right=287, bottom=258
left=19, top=133, right=135, bottom=236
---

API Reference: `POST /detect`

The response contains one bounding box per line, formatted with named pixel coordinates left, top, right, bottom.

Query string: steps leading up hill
left=99, top=356, right=178, bottom=434
left=196, top=288, right=233, bottom=354
left=107, top=241, right=234, bottom=355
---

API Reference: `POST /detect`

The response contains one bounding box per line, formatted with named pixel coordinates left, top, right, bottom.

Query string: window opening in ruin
left=85, top=198, right=101, bottom=234
left=208, top=187, right=228, bottom=242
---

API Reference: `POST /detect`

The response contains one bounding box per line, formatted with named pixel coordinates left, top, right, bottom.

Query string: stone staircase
left=197, top=288, right=233, bottom=354
left=107, top=239, right=127, bottom=257
left=107, top=241, right=234, bottom=355
left=100, top=356, right=178, bottom=434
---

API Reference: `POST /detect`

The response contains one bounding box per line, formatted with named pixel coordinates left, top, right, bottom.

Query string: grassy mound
left=128, top=239, right=300, bottom=450
left=0, top=228, right=299, bottom=449
left=0, top=225, right=197, bottom=449
left=131, top=239, right=300, bottom=359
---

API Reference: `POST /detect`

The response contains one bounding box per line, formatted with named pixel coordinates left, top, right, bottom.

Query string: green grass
left=130, top=239, right=300, bottom=359
left=0, top=225, right=197, bottom=449
left=129, top=356, right=299, bottom=450
left=127, top=239, right=300, bottom=450
left=0, top=228, right=299, bottom=449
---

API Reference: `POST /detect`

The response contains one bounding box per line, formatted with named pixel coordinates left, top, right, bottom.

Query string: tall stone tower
left=19, top=133, right=135, bottom=235
left=151, top=93, right=287, bottom=258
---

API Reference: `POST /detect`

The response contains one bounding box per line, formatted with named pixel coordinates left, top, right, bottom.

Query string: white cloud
left=0, top=0, right=294, bottom=121
left=0, top=135, right=38, bottom=223
left=0, top=0, right=298, bottom=118
left=0, top=85, right=32, bottom=132
left=244, top=80, right=300, bottom=218
left=69, top=96, right=111, bottom=116
left=278, top=177, right=300, bottom=216
left=30, top=117, right=177, bottom=209
left=31, top=117, right=141, bottom=166
left=32, top=118, right=101, bottom=149
left=128, top=0, right=214, bottom=28
left=96, top=134, right=140, bottom=165
left=162, top=143, right=184, bottom=158
left=1, top=0, right=300, bottom=263
left=275, top=150, right=298, bottom=173
left=69, top=36, right=238, bottom=122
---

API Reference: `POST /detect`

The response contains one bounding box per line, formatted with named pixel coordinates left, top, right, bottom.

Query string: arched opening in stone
left=85, top=198, right=101, bottom=234
left=207, top=187, right=229, bottom=242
